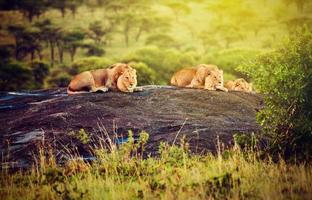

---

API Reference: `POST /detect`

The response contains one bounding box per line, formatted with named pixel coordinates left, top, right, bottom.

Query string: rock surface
left=0, top=86, right=263, bottom=169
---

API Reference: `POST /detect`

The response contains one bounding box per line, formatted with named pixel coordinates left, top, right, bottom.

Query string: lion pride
left=170, top=64, right=228, bottom=91
left=67, top=63, right=137, bottom=94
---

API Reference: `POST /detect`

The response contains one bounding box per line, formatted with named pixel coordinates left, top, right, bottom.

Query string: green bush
left=71, top=56, right=114, bottom=73
left=239, top=27, right=312, bottom=160
left=0, top=61, right=34, bottom=91
left=129, top=62, right=158, bottom=85
left=30, top=61, right=50, bottom=88
left=45, top=67, right=72, bottom=88
left=145, top=33, right=179, bottom=49
left=84, top=43, right=105, bottom=56
left=122, top=46, right=199, bottom=84
left=0, top=60, right=49, bottom=91
left=0, top=45, right=14, bottom=62
left=201, top=48, right=263, bottom=81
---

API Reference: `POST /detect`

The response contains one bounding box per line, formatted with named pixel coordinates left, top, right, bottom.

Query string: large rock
left=0, top=86, right=263, bottom=169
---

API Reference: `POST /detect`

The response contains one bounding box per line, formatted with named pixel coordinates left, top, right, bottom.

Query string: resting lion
left=170, top=64, right=228, bottom=91
left=225, top=78, right=252, bottom=92
left=67, top=63, right=138, bottom=94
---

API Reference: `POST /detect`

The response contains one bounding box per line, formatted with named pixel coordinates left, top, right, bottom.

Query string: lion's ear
left=114, top=71, right=123, bottom=80
left=108, top=64, right=117, bottom=69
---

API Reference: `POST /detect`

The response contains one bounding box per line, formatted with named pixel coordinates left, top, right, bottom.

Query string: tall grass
left=1, top=132, right=312, bottom=200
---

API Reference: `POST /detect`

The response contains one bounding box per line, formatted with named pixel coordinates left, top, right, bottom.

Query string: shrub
left=45, top=67, right=72, bottom=88
left=201, top=48, right=263, bottom=81
left=238, top=27, right=312, bottom=160
left=84, top=43, right=105, bottom=56
left=30, top=61, right=50, bottom=88
left=0, top=61, right=34, bottom=91
left=129, top=62, right=158, bottom=85
left=71, top=57, right=114, bottom=73
left=0, top=60, right=51, bottom=91
left=0, top=45, right=14, bottom=62
left=145, top=33, right=179, bottom=49
left=122, top=46, right=199, bottom=84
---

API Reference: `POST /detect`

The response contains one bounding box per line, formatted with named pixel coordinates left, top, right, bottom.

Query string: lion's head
left=110, top=63, right=132, bottom=79
left=204, top=69, right=224, bottom=90
left=117, top=68, right=137, bottom=92
left=190, top=64, right=220, bottom=88
left=192, top=64, right=223, bottom=90
left=226, top=78, right=252, bottom=92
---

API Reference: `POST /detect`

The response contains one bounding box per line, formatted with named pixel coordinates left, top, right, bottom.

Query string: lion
left=170, top=64, right=228, bottom=91
left=225, top=78, right=252, bottom=92
left=170, top=67, right=197, bottom=87
left=67, top=63, right=138, bottom=94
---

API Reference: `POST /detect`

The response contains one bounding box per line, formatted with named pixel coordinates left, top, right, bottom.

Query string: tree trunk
left=125, top=33, right=129, bottom=47
left=14, top=45, right=19, bottom=60
left=56, top=42, right=64, bottom=63
left=50, top=41, right=55, bottom=67
left=27, top=12, right=34, bottom=22
left=61, top=8, right=66, bottom=18
left=124, top=26, right=130, bottom=47
left=70, top=47, right=77, bottom=62
left=296, top=1, right=304, bottom=13
left=30, top=51, right=35, bottom=62
left=135, top=28, right=143, bottom=42
left=37, top=50, right=43, bottom=61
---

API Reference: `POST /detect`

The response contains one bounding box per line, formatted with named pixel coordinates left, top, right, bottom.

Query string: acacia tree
left=166, top=2, right=191, bottom=22
left=88, top=21, right=106, bottom=44
left=66, top=0, right=83, bottom=18
left=22, top=28, right=43, bottom=62
left=63, top=30, right=85, bottom=62
left=0, top=0, right=48, bottom=22
left=134, top=13, right=171, bottom=42
left=55, top=31, right=65, bottom=63
left=7, top=25, right=27, bottom=60
left=84, top=21, right=110, bottom=56
left=204, top=0, right=258, bottom=48
left=282, top=0, right=309, bottom=13
left=121, top=12, right=137, bottom=47
left=34, top=20, right=62, bottom=66
left=52, top=0, right=67, bottom=17
left=7, top=25, right=43, bottom=61
left=103, top=0, right=151, bottom=47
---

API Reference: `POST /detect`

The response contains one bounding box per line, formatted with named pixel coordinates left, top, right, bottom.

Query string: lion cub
left=67, top=63, right=138, bottom=94
left=170, top=64, right=228, bottom=91
left=225, top=78, right=252, bottom=92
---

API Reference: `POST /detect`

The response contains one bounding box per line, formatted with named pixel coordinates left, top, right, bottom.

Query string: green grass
left=1, top=132, right=312, bottom=200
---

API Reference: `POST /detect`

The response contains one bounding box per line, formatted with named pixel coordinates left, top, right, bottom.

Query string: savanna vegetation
left=1, top=0, right=311, bottom=89
left=1, top=0, right=312, bottom=199
left=1, top=132, right=312, bottom=200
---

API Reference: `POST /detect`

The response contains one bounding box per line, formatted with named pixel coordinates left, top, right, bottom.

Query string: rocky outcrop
left=0, top=86, right=263, bottom=169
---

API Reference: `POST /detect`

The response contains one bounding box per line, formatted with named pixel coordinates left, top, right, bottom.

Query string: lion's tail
left=67, top=87, right=89, bottom=95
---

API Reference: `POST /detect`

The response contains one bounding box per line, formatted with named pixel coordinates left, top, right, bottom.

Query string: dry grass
left=1, top=131, right=312, bottom=200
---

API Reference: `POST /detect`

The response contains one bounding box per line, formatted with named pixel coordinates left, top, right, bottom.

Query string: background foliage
left=0, top=0, right=311, bottom=88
